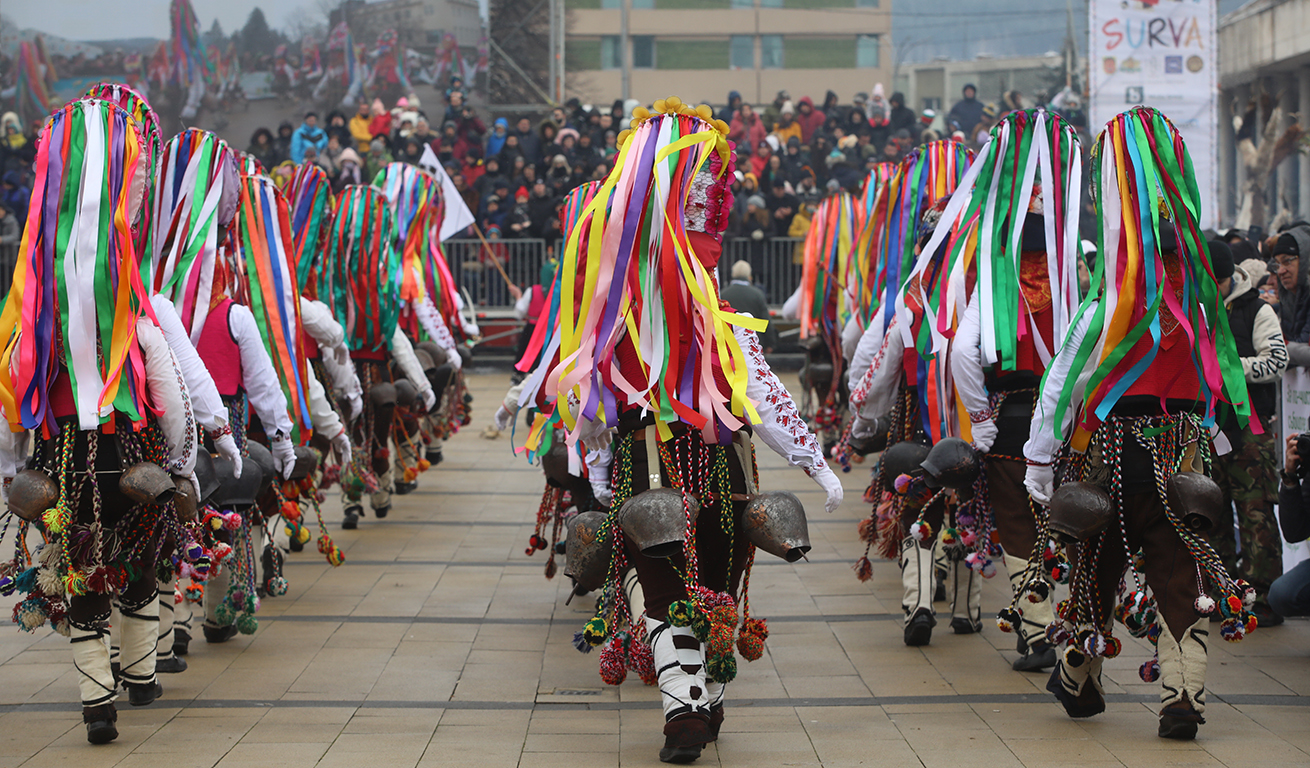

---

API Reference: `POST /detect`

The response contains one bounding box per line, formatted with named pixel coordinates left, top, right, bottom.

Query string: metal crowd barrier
left=443, top=236, right=805, bottom=310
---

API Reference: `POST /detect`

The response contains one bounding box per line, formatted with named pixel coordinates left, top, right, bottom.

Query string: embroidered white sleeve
left=1024, top=304, right=1096, bottom=465
left=304, top=363, right=343, bottom=437
left=389, top=328, right=435, bottom=401
left=416, top=296, right=462, bottom=370
left=735, top=319, right=827, bottom=474
left=951, top=296, right=991, bottom=416
left=228, top=303, right=295, bottom=439
left=299, top=296, right=346, bottom=350
left=137, top=319, right=198, bottom=476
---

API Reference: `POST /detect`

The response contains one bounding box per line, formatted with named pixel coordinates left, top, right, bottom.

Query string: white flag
left=419, top=144, right=476, bottom=241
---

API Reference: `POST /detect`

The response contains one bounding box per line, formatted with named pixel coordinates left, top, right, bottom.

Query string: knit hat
left=780, top=101, right=795, bottom=116
left=1208, top=239, right=1235, bottom=281
left=746, top=194, right=766, bottom=208
left=1274, top=232, right=1300, bottom=256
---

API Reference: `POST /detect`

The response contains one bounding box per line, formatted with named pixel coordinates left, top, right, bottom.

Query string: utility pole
left=620, top=0, right=631, bottom=101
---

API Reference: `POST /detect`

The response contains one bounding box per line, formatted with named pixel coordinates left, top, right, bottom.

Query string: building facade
left=564, top=0, right=891, bottom=107
left=896, top=53, right=1071, bottom=116
left=1217, top=0, right=1310, bottom=228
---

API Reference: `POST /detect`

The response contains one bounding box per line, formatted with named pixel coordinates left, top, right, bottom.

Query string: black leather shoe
left=1158, top=703, right=1204, bottom=740
left=373, top=504, right=390, bottom=519
left=660, top=712, right=711, bottom=764
left=172, top=628, right=191, bottom=657
left=1046, top=666, right=1105, bottom=718
left=951, top=617, right=982, bottom=635
left=126, top=680, right=162, bottom=707
left=1012, top=641, right=1057, bottom=672
left=83, top=704, right=118, bottom=744
left=904, top=608, right=936, bottom=646
left=155, top=656, right=188, bottom=674
left=342, top=506, right=361, bottom=529
left=394, top=481, right=418, bottom=496
left=203, top=623, right=238, bottom=644
left=1251, top=603, right=1284, bottom=628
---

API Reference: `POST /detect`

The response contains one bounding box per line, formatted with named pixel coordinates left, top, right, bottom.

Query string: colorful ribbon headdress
left=537, top=97, right=764, bottom=445
left=798, top=189, right=858, bottom=343
left=148, top=128, right=240, bottom=342
left=231, top=173, right=313, bottom=436
left=372, top=162, right=441, bottom=305
left=1049, top=106, right=1252, bottom=443
left=287, top=163, right=335, bottom=295
left=0, top=99, right=155, bottom=431
left=850, top=161, right=903, bottom=326
left=324, top=185, right=400, bottom=353
left=902, top=108, right=1082, bottom=368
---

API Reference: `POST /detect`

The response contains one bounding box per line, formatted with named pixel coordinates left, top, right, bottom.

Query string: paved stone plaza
left=0, top=372, right=1306, bottom=767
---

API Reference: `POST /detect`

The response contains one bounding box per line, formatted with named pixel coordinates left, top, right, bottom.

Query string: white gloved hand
left=970, top=417, right=998, bottom=453
left=213, top=431, right=243, bottom=478
left=851, top=415, right=876, bottom=439
left=334, top=343, right=350, bottom=366
left=590, top=480, right=613, bottom=508
left=330, top=429, right=352, bottom=466
left=812, top=464, right=844, bottom=513
left=1024, top=464, right=1055, bottom=506
left=271, top=434, right=297, bottom=480
left=347, top=392, right=363, bottom=422
left=422, top=389, right=437, bottom=412
left=493, top=405, right=513, bottom=432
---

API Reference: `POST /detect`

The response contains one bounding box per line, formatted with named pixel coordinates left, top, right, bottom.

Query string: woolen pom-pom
left=1139, top=657, right=1160, bottom=683
left=852, top=556, right=873, bottom=582
left=737, top=617, right=768, bottom=661
left=598, top=640, right=628, bottom=685
left=236, top=613, right=259, bottom=635
left=628, top=637, right=657, bottom=684
left=707, top=653, right=737, bottom=684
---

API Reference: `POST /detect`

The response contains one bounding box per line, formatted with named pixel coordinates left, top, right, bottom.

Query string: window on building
left=657, top=39, right=731, bottom=69
left=603, top=0, right=654, bottom=7
left=760, top=35, right=783, bottom=68
left=856, top=0, right=879, bottom=6
left=784, top=36, right=854, bottom=68
left=730, top=0, right=755, bottom=7
left=856, top=34, right=880, bottom=68
left=730, top=35, right=754, bottom=69
left=632, top=35, right=655, bottom=68
left=601, top=36, right=621, bottom=70
left=760, top=0, right=782, bottom=7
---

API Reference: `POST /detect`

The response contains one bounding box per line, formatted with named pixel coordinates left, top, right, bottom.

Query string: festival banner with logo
left=1089, top=0, right=1217, bottom=229
left=1278, top=370, right=1310, bottom=571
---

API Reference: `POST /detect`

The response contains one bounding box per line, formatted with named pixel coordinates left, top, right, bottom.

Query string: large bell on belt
left=540, top=432, right=572, bottom=489
left=1166, top=472, right=1223, bottom=533
left=879, top=441, right=931, bottom=492
left=119, top=463, right=177, bottom=506
left=245, top=442, right=278, bottom=497
left=1047, top=481, right=1114, bottom=545
left=618, top=488, right=696, bottom=558
left=194, top=452, right=220, bottom=504
left=848, top=414, right=890, bottom=456
left=288, top=445, right=320, bottom=481
left=564, top=510, right=612, bottom=592
left=7, top=469, right=57, bottom=522
left=920, top=437, right=980, bottom=490
left=743, top=491, right=811, bottom=562
left=173, top=476, right=198, bottom=521
left=212, top=456, right=263, bottom=508
left=394, top=379, right=418, bottom=408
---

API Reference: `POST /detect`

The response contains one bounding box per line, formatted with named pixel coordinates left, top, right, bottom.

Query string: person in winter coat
left=272, top=121, right=295, bottom=164
left=486, top=117, right=510, bottom=158
left=365, top=137, right=394, bottom=181
left=772, top=102, right=802, bottom=145
left=750, top=139, right=773, bottom=179
left=290, top=112, right=328, bottom=163
left=1209, top=243, right=1289, bottom=626
left=0, top=171, right=28, bottom=225
left=527, top=178, right=557, bottom=238
left=762, top=90, right=789, bottom=131
left=796, top=96, right=825, bottom=143
left=730, top=104, right=769, bottom=155
left=348, top=101, right=374, bottom=152
left=888, top=92, right=918, bottom=138
left=366, top=99, right=391, bottom=139
left=719, top=90, right=743, bottom=123
left=1271, top=225, right=1310, bottom=362
left=947, top=83, right=984, bottom=135
left=334, top=148, right=364, bottom=193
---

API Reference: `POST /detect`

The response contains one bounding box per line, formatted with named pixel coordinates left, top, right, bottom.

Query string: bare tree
left=488, top=0, right=551, bottom=105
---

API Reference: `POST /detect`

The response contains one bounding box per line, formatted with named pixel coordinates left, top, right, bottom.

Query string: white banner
left=1088, top=0, right=1217, bottom=230
left=1278, top=370, right=1310, bottom=571
left=419, top=144, right=477, bottom=241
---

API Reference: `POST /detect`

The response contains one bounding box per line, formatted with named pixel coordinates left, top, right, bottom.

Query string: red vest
left=196, top=299, right=244, bottom=397
left=527, top=286, right=546, bottom=324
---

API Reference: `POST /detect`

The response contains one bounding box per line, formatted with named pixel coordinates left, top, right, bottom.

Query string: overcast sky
left=7, top=1, right=317, bottom=40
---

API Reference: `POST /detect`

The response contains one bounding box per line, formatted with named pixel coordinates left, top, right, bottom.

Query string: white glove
left=422, top=389, right=437, bottom=412
left=850, top=415, right=876, bottom=439
left=970, top=417, right=998, bottom=453
left=812, top=464, right=844, bottom=513
left=271, top=434, right=297, bottom=480
left=590, top=480, right=613, bottom=508
left=213, top=431, right=243, bottom=478
left=493, top=404, right=513, bottom=432
left=1024, top=464, right=1055, bottom=506
left=346, top=392, right=363, bottom=422
left=333, top=343, right=350, bottom=366
left=330, top=429, right=352, bottom=466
